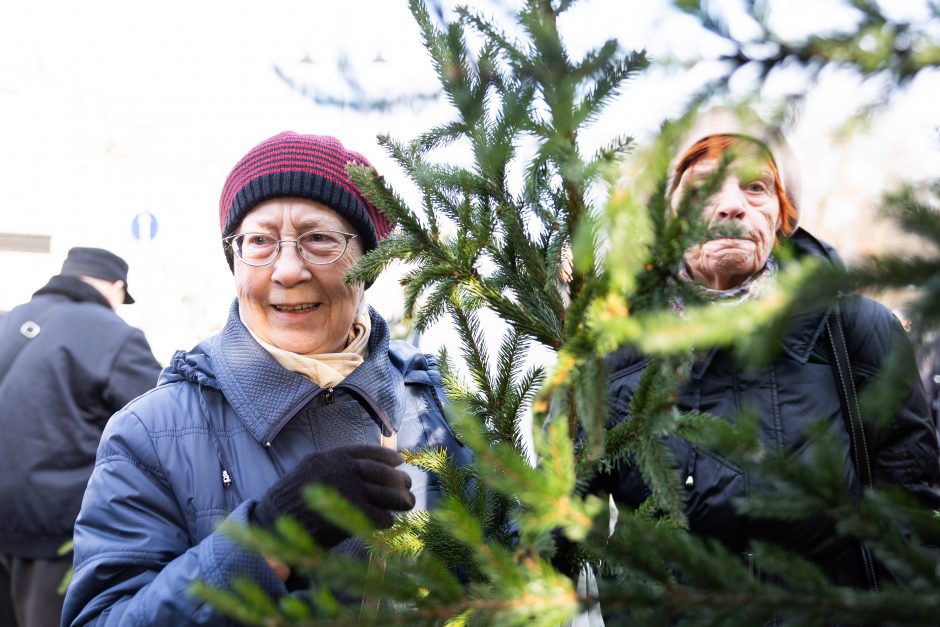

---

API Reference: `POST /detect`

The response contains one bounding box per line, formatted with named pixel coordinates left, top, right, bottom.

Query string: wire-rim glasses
left=224, top=230, right=358, bottom=266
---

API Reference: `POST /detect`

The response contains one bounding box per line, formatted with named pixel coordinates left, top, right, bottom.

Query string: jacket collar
left=760, top=228, right=838, bottom=365
left=606, top=228, right=841, bottom=381
left=210, top=300, right=402, bottom=445
left=33, top=275, right=111, bottom=309
left=689, top=305, right=832, bottom=379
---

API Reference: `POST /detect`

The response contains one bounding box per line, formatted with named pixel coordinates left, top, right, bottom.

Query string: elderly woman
left=62, top=132, right=470, bottom=625
left=603, top=109, right=940, bottom=588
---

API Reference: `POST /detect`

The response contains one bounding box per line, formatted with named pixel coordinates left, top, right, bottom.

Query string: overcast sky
left=1, top=0, right=938, bottom=362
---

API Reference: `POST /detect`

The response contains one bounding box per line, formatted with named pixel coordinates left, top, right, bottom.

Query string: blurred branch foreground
left=195, top=0, right=940, bottom=624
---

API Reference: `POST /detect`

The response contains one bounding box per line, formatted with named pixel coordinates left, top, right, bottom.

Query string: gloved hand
left=253, top=444, right=416, bottom=548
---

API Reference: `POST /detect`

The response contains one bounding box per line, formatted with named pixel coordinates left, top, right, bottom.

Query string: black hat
left=60, top=247, right=135, bottom=304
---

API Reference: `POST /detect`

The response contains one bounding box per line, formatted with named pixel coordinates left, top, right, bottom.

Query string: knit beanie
left=219, top=132, right=392, bottom=270
left=668, top=107, right=802, bottom=233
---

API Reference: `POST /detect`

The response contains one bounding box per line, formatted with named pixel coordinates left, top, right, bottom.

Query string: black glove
left=253, top=444, right=416, bottom=548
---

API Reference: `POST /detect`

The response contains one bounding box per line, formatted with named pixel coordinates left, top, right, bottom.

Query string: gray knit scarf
left=678, top=255, right=778, bottom=304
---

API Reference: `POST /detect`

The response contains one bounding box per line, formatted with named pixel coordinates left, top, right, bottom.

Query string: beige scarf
left=246, top=311, right=371, bottom=388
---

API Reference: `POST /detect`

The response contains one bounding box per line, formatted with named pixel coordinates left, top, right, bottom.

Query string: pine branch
left=457, top=273, right=564, bottom=349
left=511, top=364, right=546, bottom=429
left=596, top=357, right=687, bottom=521
left=408, top=277, right=454, bottom=332
left=492, top=329, right=527, bottom=400
left=377, top=134, right=483, bottom=227
left=450, top=303, right=496, bottom=407
left=673, top=0, right=940, bottom=113
left=885, top=185, right=940, bottom=248
left=458, top=7, right=534, bottom=77
left=584, top=134, right=637, bottom=182
left=347, top=164, right=447, bottom=265
left=410, top=0, right=483, bottom=125
left=565, top=260, right=606, bottom=342
left=572, top=38, right=619, bottom=79
left=572, top=49, right=649, bottom=129
left=413, top=120, right=468, bottom=152
left=401, top=267, right=457, bottom=330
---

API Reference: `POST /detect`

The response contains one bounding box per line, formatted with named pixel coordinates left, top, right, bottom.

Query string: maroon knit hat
left=219, top=131, right=392, bottom=269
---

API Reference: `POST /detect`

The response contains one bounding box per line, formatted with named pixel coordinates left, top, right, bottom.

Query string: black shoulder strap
left=0, top=303, right=67, bottom=387
left=826, top=303, right=874, bottom=491
left=826, top=302, right=880, bottom=590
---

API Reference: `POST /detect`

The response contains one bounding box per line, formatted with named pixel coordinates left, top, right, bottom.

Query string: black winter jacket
left=0, top=275, right=161, bottom=558
left=603, top=229, right=940, bottom=588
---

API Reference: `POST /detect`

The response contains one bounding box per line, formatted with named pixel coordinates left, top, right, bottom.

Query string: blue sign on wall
left=131, top=211, right=158, bottom=241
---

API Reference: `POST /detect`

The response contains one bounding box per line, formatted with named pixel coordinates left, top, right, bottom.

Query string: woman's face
left=673, top=148, right=781, bottom=291
left=233, top=198, right=364, bottom=354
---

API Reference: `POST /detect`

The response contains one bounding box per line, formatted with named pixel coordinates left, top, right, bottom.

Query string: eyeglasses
left=224, top=230, right=358, bottom=266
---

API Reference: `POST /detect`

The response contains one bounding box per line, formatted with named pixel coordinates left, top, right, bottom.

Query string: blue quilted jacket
left=62, top=302, right=470, bottom=626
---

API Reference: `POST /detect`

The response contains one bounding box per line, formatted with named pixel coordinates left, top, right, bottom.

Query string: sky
left=1, top=0, right=939, bottom=364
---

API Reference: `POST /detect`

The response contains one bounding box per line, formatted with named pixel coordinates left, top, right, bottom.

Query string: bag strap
left=827, top=304, right=874, bottom=491
left=826, top=303, right=880, bottom=590
left=0, top=303, right=66, bottom=387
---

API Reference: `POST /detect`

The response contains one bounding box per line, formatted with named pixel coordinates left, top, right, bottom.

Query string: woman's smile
left=271, top=302, right=321, bottom=313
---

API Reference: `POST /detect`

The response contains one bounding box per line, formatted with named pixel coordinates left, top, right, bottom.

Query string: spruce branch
left=450, top=303, right=497, bottom=408
left=585, top=133, right=637, bottom=180
left=458, top=7, right=534, bottom=76
left=672, top=0, right=940, bottom=114
left=573, top=49, right=649, bottom=129
left=410, top=0, right=482, bottom=125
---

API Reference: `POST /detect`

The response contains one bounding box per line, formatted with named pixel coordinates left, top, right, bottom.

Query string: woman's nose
left=271, top=243, right=312, bottom=286
left=711, top=180, right=746, bottom=221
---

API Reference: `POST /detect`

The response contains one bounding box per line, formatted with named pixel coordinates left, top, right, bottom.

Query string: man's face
left=673, top=148, right=781, bottom=291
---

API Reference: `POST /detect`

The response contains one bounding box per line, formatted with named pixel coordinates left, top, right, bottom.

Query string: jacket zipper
left=192, top=381, right=243, bottom=504
left=262, top=388, right=321, bottom=447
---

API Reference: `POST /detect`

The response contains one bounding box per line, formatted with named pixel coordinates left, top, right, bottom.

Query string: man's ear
left=112, top=280, right=128, bottom=308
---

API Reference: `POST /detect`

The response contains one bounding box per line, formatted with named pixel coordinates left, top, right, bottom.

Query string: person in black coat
left=601, top=108, right=940, bottom=590
left=0, top=247, right=161, bottom=627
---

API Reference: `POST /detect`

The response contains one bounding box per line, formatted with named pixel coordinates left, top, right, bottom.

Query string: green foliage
left=672, top=0, right=940, bottom=112
left=57, top=539, right=73, bottom=595
left=589, top=422, right=940, bottom=626
left=787, top=183, right=940, bottom=343
left=197, top=0, right=940, bottom=625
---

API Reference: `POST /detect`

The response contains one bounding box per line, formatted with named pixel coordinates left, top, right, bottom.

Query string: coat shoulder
left=388, top=340, right=432, bottom=373
left=838, top=295, right=909, bottom=373
left=101, top=380, right=205, bottom=445
left=387, top=340, right=471, bottom=464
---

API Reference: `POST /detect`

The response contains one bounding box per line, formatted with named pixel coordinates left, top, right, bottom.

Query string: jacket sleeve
left=589, top=352, right=655, bottom=503
left=844, top=299, right=940, bottom=509
left=62, top=408, right=287, bottom=626
left=103, top=327, right=162, bottom=413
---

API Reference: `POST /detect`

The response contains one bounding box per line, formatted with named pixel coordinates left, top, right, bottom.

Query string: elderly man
left=0, top=247, right=161, bottom=627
